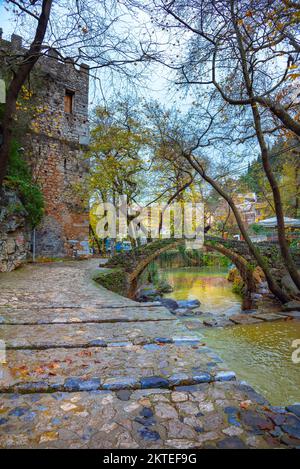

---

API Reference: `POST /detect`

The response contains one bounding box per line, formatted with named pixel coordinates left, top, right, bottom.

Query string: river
left=160, top=265, right=300, bottom=406
left=159, top=266, right=242, bottom=316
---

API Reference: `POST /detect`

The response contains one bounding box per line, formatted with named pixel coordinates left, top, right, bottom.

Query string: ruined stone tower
left=0, top=34, right=90, bottom=257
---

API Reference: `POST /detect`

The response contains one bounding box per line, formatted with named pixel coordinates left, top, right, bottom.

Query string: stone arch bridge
left=106, top=236, right=285, bottom=304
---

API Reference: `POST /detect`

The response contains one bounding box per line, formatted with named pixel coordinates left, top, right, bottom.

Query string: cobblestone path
left=0, top=260, right=300, bottom=449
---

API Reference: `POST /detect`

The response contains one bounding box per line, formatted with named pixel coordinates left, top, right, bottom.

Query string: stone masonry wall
left=0, top=189, right=30, bottom=272
left=0, top=34, right=90, bottom=258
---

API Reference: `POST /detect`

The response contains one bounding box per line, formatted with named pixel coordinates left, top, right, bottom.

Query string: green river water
left=161, top=267, right=300, bottom=406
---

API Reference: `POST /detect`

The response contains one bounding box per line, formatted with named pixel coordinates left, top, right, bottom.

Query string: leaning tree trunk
left=158, top=176, right=194, bottom=235
left=0, top=0, right=53, bottom=186
left=231, top=0, right=300, bottom=295
left=251, top=102, right=300, bottom=292
left=185, top=154, right=290, bottom=303
left=89, top=224, right=101, bottom=254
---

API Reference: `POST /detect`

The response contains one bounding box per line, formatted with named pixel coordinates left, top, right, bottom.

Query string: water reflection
left=160, top=266, right=242, bottom=315
left=203, top=321, right=300, bottom=406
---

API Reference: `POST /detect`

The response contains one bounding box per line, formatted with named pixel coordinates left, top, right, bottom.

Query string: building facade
left=0, top=33, right=90, bottom=257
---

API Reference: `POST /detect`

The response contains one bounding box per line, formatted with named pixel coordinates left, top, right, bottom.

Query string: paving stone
left=102, top=377, right=139, bottom=390
left=203, top=412, right=224, bottom=431
left=282, top=301, right=300, bottom=311
left=286, top=404, right=300, bottom=418
left=192, top=373, right=211, bottom=383
left=281, top=423, right=300, bottom=439
left=155, top=403, right=178, bottom=419
left=222, top=426, right=244, bottom=436
left=278, top=311, right=300, bottom=318
left=64, top=377, right=101, bottom=392
left=116, top=390, right=132, bottom=401
left=169, top=373, right=190, bottom=386
left=215, top=371, right=236, bottom=382
left=138, top=428, right=161, bottom=441
left=239, top=410, right=274, bottom=431
left=0, top=344, right=228, bottom=392
left=280, top=434, right=300, bottom=447
left=251, top=313, right=286, bottom=322
left=217, top=436, right=248, bottom=449
left=134, top=416, right=156, bottom=427
left=167, top=421, right=196, bottom=439
left=154, top=337, right=173, bottom=344
left=171, top=392, right=189, bottom=403
left=0, top=320, right=191, bottom=349
left=0, top=306, right=173, bottom=325
left=229, top=314, right=263, bottom=325
left=0, top=259, right=294, bottom=449
left=140, top=376, right=170, bottom=389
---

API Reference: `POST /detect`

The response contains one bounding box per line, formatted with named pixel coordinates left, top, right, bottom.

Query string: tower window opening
left=64, top=90, right=74, bottom=113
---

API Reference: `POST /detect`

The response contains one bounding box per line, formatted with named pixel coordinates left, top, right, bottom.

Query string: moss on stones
left=93, top=268, right=128, bottom=296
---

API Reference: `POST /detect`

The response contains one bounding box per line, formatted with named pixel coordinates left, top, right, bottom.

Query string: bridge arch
left=107, top=237, right=261, bottom=307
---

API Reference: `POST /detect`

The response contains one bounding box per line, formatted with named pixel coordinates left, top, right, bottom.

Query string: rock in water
left=159, top=298, right=178, bottom=312
left=135, top=284, right=161, bottom=302
left=283, top=300, right=300, bottom=312
left=157, top=280, right=174, bottom=293
left=176, top=299, right=201, bottom=309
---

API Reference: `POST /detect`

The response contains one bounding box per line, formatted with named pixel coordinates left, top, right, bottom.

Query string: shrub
left=5, top=140, right=44, bottom=227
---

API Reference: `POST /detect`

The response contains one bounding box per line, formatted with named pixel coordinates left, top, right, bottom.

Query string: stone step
left=229, top=314, right=264, bottom=325
left=0, top=382, right=289, bottom=449
left=0, top=306, right=172, bottom=325
left=0, top=343, right=235, bottom=393
left=278, top=311, right=300, bottom=319
left=251, top=313, right=286, bottom=322
left=0, top=320, right=199, bottom=349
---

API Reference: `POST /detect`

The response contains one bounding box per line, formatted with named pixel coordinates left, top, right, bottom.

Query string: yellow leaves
left=11, top=364, right=29, bottom=379
left=60, top=402, right=78, bottom=412
left=288, top=73, right=300, bottom=80
left=11, top=362, right=61, bottom=378
left=240, top=400, right=252, bottom=409
left=276, top=21, right=284, bottom=31
left=39, top=431, right=59, bottom=443
left=20, top=85, right=33, bottom=100
left=288, top=65, right=300, bottom=80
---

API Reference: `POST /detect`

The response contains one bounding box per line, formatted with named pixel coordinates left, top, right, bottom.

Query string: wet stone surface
left=0, top=384, right=299, bottom=448
left=0, top=320, right=195, bottom=349
left=0, top=260, right=299, bottom=448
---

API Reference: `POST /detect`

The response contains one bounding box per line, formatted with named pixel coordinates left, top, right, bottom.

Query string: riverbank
left=0, top=260, right=299, bottom=448
left=95, top=263, right=300, bottom=405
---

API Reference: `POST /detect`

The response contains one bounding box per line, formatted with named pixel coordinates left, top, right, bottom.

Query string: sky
left=0, top=2, right=12, bottom=34
left=0, top=0, right=194, bottom=112
left=0, top=0, right=259, bottom=174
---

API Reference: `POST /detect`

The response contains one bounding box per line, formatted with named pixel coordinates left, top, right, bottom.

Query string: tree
left=88, top=99, right=152, bottom=246
left=0, top=0, right=53, bottom=186
left=0, top=0, right=156, bottom=186
left=147, top=102, right=290, bottom=302
left=242, top=139, right=300, bottom=218
left=130, top=0, right=300, bottom=291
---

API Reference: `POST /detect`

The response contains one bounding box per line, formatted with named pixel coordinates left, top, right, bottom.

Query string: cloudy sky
left=0, top=0, right=194, bottom=112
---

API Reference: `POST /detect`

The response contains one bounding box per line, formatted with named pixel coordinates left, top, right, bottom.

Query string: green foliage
left=145, top=261, right=160, bottom=284
left=156, top=246, right=230, bottom=268
left=202, top=252, right=231, bottom=267
left=5, top=140, right=44, bottom=227
left=89, top=101, right=150, bottom=203
left=232, top=281, right=245, bottom=297
left=250, top=223, right=267, bottom=235
left=94, top=268, right=128, bottom=296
